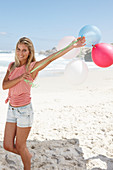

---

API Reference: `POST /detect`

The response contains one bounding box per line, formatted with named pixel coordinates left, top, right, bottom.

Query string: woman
left=2, top=36, right=86, bottom=170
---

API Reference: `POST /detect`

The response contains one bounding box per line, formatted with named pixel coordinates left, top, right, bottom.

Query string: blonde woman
left=2, top=36, right=86, bottom=170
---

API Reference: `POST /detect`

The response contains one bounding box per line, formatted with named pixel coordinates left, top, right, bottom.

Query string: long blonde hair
left=10, top=37, right=36, bottom=72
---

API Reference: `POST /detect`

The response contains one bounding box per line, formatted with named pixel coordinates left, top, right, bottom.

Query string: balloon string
left=24, top=39, right=79, bottom=87
left=92, top=45, right=96, bottom=48
left=24, top=79, right=38, bottom=87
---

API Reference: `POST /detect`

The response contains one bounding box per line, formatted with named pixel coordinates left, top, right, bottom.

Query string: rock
left=5, top=154, right=16, bottom=165
left=39, top=47, right=57, bottom=56
left=39, top=50, right=45, bottom=55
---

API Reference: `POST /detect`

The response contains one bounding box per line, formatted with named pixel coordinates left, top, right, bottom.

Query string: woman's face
left=16, top=43, right=30, bottom=63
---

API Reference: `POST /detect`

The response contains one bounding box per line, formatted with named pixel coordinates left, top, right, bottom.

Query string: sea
left=0, top=51, right=113, bottom=79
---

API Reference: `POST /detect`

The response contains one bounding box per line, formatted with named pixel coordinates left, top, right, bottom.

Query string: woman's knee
left=3, top=140, right=13, bottom=152
left=16, top=141, right=26, bottom=153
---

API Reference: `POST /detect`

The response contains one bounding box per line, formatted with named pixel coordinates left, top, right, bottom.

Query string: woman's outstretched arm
left=31, top=36, right=86, bottom=77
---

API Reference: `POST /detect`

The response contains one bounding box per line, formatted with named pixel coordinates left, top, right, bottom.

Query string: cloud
left=0, top=32, right=7, bottom=35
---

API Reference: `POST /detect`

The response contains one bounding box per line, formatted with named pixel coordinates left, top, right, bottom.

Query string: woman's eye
left=23, top=49, right=27, bottom=52
left=17, top=48, right=20, bottom=51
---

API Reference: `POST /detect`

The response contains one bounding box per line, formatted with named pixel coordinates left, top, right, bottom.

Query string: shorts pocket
left=17, top=108, right=34, bottom=127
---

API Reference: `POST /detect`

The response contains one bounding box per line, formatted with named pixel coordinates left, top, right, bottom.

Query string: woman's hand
left=19, top=72, right=31, bottom=81
left=73, top=36, right=86, bottom=48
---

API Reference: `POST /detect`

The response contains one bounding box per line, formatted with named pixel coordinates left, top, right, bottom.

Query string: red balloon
left=91, top=43, right=113, bottom=67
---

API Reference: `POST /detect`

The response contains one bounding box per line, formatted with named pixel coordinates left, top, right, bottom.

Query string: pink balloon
left=92, top=43, right=113, bottom=67
left=57, top=36, right=80, bottom=59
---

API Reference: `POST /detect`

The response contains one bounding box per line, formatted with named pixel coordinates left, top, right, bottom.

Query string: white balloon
left=57, top=36, right=80, bottom=59
left=64, top=59, right=88, bottom=85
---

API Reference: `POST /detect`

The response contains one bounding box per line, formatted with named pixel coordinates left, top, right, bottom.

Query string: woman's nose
left=19, top=51, right=23, bottom=55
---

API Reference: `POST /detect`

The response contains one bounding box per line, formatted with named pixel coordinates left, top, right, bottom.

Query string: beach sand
left=0, top=68, right=113, bottom=170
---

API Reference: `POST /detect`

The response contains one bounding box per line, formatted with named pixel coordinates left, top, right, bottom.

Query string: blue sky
left=0, top=0, right=113, bottom=51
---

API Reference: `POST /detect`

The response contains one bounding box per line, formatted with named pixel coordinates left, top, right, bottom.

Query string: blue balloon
left=78, top=25, right=102, bottom=47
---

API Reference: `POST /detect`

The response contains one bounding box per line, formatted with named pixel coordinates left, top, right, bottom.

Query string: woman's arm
left=31, top=36, right=86, bottom=76
left=2, top=70, right=30, bottom=90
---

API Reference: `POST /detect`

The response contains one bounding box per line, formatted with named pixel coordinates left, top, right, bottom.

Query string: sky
left=0, top=0, right=113, bottom=52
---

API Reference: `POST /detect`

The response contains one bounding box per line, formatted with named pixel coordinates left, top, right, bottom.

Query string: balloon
left=92, top=43, right=113, bottom=68
left=57, top=36, right=80, bottom=59
left=78, top=25, right=101, bottom=47
left=64, top=59, right=88, bottom=85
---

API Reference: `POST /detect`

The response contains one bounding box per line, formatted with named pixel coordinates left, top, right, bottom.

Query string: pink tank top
left=5, top=61, right=37, bottom=107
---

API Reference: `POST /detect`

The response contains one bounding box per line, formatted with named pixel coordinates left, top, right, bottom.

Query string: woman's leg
left=16, top=126, right=32, bottom=170
left=4, top=122, right=32, bottom=169
left=3, top=122, right=19, bottom=155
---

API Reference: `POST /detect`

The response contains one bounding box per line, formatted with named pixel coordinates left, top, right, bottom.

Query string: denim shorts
left=6, top=103, right=34, bottom=127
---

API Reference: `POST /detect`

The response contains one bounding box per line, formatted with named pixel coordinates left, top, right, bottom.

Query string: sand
left=0, top=68, right=113, bottom=170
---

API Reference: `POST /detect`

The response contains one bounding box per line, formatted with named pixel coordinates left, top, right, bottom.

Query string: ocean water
left=0, top=52, right=113, bottom=78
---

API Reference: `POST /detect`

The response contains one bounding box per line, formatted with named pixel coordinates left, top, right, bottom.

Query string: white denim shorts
left=6, top=103, right=34, bottom=127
